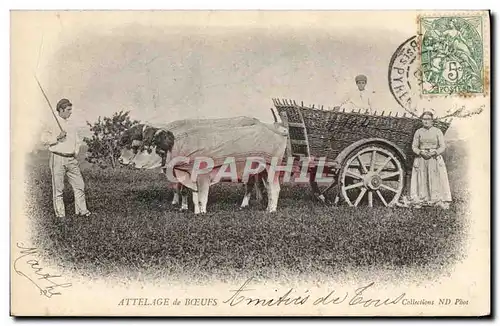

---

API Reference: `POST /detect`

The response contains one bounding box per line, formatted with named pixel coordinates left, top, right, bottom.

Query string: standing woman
left=410, top=111, right=452, bottom=209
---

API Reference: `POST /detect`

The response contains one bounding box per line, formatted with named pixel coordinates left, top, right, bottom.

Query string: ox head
left=124, top=149, right=164, bottom=169
left=143, top=126, right=175, bottom=156
left=269, top=108, right=288, bottom=136
left=142, top=126, right=175, bottom=170
left=118, top=124, right=145, bottom=148
left=118, top=124, right=145, bottom=166
left=118, top=124, right=175, bottom=170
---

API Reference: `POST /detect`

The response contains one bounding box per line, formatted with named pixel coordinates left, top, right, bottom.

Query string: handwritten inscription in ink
left=14, top=242, right=72, bottom=298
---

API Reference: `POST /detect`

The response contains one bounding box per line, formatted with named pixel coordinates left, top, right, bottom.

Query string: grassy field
left=24, top=140, right=470, bottom=284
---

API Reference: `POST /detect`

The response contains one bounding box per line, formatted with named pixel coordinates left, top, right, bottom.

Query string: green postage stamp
left=419, top=15, right=486, bottom=95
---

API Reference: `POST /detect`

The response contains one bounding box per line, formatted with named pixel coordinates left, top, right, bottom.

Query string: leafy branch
left=83, top=111, right=140, bottom=169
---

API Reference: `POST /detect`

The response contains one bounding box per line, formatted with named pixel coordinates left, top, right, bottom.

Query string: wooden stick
left=34, top=74, right=64, bottom=132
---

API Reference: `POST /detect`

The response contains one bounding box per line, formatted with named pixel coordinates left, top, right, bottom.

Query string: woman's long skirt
left=410, top=155, right=452, bottom=205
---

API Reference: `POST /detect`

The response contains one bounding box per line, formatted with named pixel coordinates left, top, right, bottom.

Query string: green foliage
left=83, top=111, right=139, bottom=169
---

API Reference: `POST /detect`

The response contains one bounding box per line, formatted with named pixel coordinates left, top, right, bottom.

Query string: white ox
left=118, top=123, right=264, bottom=211
left=119, top=117, right=288, bottom=214
left=119, top=148, right=266, bottom=211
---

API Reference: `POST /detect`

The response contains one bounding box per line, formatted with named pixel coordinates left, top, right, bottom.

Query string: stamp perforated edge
left=415, top=10, right=490, bottom=98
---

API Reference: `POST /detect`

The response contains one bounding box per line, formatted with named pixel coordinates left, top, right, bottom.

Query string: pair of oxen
left=117, top=117, right=289, bottom=214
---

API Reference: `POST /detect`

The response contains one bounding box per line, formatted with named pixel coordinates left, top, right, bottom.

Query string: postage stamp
left=10, top=10, right=490, bottom=317
left=419, top=15, right=487, bottom=95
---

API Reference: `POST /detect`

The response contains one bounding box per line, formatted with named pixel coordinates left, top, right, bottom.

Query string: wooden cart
left=272, top=99, right=451, bottom=207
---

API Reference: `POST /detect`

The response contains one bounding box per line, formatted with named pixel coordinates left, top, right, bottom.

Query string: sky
left=41, top=24, right=408, bottom=124
left=12, top=11, right=489, bottom=151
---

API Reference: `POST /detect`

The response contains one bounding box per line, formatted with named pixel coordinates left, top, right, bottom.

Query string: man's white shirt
left=41, top=117, right=82, bottom=156
left=340, top=89, right=375, bottom=112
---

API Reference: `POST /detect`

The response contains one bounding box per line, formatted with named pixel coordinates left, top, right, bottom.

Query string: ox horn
left=270, top=108, right=278, bottom=123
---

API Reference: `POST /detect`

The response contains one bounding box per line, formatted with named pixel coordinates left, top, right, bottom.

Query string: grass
left=24, top=141, right=470, bottom=284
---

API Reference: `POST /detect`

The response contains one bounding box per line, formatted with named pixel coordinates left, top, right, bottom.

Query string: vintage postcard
left=10, top=10, right=490, bottom=316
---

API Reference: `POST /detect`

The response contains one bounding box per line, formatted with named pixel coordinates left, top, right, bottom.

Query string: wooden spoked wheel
left=339, top=145, right=404, bottom=207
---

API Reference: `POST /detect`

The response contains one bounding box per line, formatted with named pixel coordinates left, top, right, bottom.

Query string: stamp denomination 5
left=419, top=14, right=488, bottom=96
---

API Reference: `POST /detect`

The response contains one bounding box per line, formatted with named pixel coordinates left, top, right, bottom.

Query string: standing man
left=41, top=98, right=92, bottom=218
left=339, top=74, right=375, bottom=112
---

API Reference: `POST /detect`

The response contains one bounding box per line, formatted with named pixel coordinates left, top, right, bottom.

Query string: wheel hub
left=364, top=173, right=382, bottom=190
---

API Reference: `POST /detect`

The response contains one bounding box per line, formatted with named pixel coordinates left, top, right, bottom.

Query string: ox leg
left=198, top=175, right=210, bottom=214
left=179, top=185, right=189, bottom=211
left=240, top=187, right=251, bottom=209
left=265, top=169, right=280, bottom=213
left=259, top=171, right=269, bottom=206
left=267, top=182, right=280, bottom=213
left=180, top=194, right=189, bottom=211
left=261, top=174, right=269, bottom=193
left=240, top=176, right=255, bottom=209
left=192, top=191, right=200, bottom=214
left=254, top=174, right=264, bottom=203
left=172, top=188, right=180, bottom=205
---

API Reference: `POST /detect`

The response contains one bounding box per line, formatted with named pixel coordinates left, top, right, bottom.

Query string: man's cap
left=56, top=98, right=72, bottom=111
left=355, top=74, right=367, bottom=82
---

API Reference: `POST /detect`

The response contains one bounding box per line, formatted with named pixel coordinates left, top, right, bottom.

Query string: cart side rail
left=332, top=137, right=407, bottom=170
left=273, top=98, right=451, bottom=162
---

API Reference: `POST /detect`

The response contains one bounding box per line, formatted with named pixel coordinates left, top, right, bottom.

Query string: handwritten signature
left=224, top=277, right=406, bottom=307
left=13, top=242, right=72, bottom=298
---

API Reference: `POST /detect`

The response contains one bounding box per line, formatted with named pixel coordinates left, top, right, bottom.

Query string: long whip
left=34, top=74, right=64, bottom=132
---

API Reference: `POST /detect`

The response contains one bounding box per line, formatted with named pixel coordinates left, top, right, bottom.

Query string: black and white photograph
left=10, top=10, right=490, bottom=316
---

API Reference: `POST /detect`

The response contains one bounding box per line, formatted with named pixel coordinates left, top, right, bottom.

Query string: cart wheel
left=339, top=145, right=404, bottom=207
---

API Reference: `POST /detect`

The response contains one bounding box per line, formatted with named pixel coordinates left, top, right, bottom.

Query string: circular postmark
left=388, top=35, right=421, bottom=112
